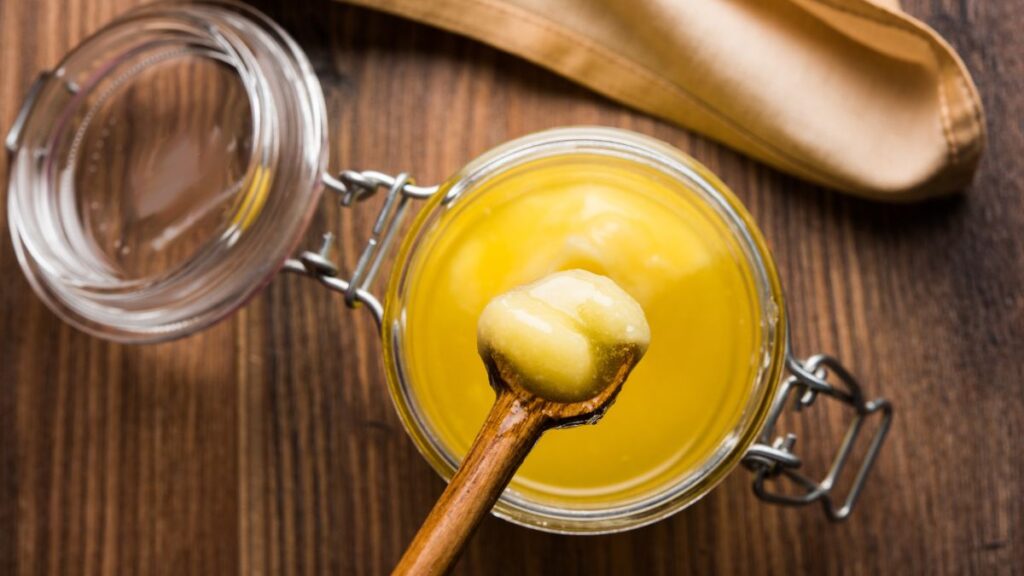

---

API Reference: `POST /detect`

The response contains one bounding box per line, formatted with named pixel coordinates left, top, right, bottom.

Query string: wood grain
left=1, top=0, right=1021, bottom=575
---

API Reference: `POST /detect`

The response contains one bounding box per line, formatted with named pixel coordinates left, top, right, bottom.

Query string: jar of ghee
left=6, top=1, right=891, bottom=536
left=382, top=127, right=892, bottom=532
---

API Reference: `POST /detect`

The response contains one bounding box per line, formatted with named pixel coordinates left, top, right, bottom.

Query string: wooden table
left=1, top=1, right=1021, bottom=574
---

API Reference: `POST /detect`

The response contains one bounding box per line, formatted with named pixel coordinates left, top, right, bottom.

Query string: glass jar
left=6, top=0, right=326, bottom=340
left=6, top=0, right=892, bottom=535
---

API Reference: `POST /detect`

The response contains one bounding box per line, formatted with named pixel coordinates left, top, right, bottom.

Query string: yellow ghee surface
left=401, top=153, right=765, bottom=506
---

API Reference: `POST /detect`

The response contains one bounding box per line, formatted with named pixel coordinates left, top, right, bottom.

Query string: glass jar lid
left=6, top=1, right=327, bottom=341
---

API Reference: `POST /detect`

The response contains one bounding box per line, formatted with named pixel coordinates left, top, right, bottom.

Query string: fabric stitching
left=950, top=53, right=986, bottom=155
left=938, top=72, right=959, bottom=163
left=806, top=0, right=958, bottom=162
left=805, top=0, right=985, bottom=165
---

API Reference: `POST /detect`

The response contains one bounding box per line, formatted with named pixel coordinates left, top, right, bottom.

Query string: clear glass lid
left=6, top=1, right=327, bottom=341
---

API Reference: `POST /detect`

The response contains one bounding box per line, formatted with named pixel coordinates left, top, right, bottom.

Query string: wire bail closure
left=743, top=346, right=893, bottom=521
left=283, top=170, right=438, bottom=327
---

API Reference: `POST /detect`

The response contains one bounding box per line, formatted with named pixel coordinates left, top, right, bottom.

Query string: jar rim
left=382, top=127, right=788, bottom=534
left=6, top=1, right=327, bottom=342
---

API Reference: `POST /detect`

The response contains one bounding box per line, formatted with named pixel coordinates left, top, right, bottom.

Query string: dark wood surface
left=1, top=1, right=1021, bottom=574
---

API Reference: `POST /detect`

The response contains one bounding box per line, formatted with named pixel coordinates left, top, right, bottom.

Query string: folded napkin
left=339, top=0, right=985, bottom=201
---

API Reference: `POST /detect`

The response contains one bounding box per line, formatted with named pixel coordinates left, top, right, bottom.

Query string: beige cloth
left=340, top=0, right=985, bottom=201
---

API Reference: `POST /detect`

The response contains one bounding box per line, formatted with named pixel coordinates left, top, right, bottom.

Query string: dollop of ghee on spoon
left=477, top=269, right=651, bottom=403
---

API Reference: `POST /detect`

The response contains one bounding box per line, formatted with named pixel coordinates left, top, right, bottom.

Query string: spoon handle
left=393, top=390, right=548, bottom=575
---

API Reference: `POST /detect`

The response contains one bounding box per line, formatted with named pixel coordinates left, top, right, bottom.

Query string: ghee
left=402, top=153, right=764, bottom=506
left=477, top=269, right=650, bottom=403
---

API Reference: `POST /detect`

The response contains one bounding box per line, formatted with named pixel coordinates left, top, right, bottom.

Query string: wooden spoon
left=391, top=344, right=643, bottom=575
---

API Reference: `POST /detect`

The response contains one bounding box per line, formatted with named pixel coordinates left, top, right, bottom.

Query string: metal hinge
left=743, top=351, right=893, bottom=521
left=282, top=170, right=438, bottom=327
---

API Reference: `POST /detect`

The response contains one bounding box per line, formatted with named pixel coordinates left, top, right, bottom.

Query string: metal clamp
left=283, top=170, right=438, bottom=328
left=743, top=350, right=893, bottom=521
